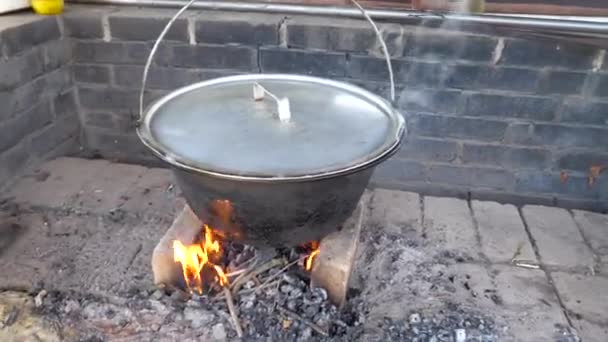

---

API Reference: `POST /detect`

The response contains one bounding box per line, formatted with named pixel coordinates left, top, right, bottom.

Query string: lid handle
left=253, top=83, right=292, bottom=123
left=139, top=0, right=395, bottom=122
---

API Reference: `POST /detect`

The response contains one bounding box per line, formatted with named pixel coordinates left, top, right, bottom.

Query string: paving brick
left=397, top=89, right=464, bottom=114
left=260, top=47, right=346, bottom=77
left=121, top=167, right=177, bottom=215
left=159, top=44, right=257, bottom=71
left=1, top=16, right=60, bottom=57
left=560, top=99, right=608, bottom=126
left=424, top=196, right=480, bottom=260
left=63, top=15, right=103, bottom=39
left=462, top=144, right=549, bottom=169
left=556, top=151, right=608, bottom=172
left=493, top=266, right=570, bottom=342
left=570, top=319, right=608, bottom=342
left=397, top=137, right=459, bottom=162
left=109, top=15, right=188, bottom=42
left=408, top=113, right=507, bottom=142
left=368, top=189, right=420, bottom=236
left=463, top=93, right=558, bottom=121
left=473, top=201, right=536, bottom=263
left=538, top=70, right=587, bottom=95
left=499, top=39, right=596, bottom=70
left=73, top=64, right=112, bottom=84
left=196, top=11, right=280, bottom=45
left=572, top=210, right=608, bottom=255
left=404, top=32, right=496, bottom=62
left=522, top=205, right=594, bottom=268
left=552, top=272, right=608, bottom=323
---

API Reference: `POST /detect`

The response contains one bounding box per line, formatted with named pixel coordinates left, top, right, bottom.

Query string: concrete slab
left=552, top=272, right=608, bottom=324
left=570, top=319, right=608, bottom=342
left=424, top=196, right=481, bottom=261
left=6, top=157, right=110, bottom=209
left=522, top=205, right=594, bottom=269
left=121, top=167, right=177, bottom=215
left=472, top=201, right=536, bottom=263
left=572, top=210, right=608, bottom=255
left=368, top=189, right=421, bottom=237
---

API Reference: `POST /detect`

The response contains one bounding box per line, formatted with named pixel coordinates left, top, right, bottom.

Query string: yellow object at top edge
left=31, top=0, right=64, bottom=15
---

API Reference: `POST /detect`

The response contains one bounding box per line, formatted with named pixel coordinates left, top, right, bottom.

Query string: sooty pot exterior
left=172, top=167, right=374, bottom=248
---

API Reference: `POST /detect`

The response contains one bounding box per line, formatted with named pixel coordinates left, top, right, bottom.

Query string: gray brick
left=9, top=67, right=72, bottom=116
left=403, top=62, right=447, bottom=88
left=78, top=86, right=137, bottom=112
left=63, top=16, right=103, bottom=39
left=397, top=137, right=459, bottom=162
left=504, top=123, right=532, bottom=145
left=346, top=55, right=408, bottom=82
left=593, top=74, right=608, bottom=98
left=499, top=39, right=596, bottom=69
left=0, top=101, right=53, bottom=153
left=113, top=65, right=203, bottom=90
left=287, top=17, right=402, bottom=55
left=429, top=164, right=514, bottom=190
left=54, top=89, right=78, bottom=117
left=43, top=39, right=72, bottom=72
left=83, top=111, right=125, bottom=131
left=30, top=115, right=79, bottom=158
left=372, top=158, right=426, bottom=182
left=556, top=151, right=608, bottom=172
left=1, top=17, right=60, bottom=57
left=462, top=144, right=549, bottom=169
left=527, top=124, right=608, bottom=148
left=0, top=48, right=45, bottom=91
left=196, top=12, right=280, bottom=45
left=538, top=71, right=587, bottom=95
left=346, top=80, right=395, bottom=101
left=409, top=113, right=508, bottom=142
left=464, top=93, right=558, bottom=121
left=560, top=98, right=608, bottom=126
left=260, top=48, right=345, bottom=77
left=158, top=44, right=257, bottom=71
left=0, top=140, right=30, bottom=183
left=73, top=41, right=149, bottom=65
left=403, top=32, right=496, bottom=62
left=84, top=129, right=155, bottom=162
left=445, top=65, right=540, bottom=93
left=109, top=16, right=188, bottom=42
left=398, top=89, right=464, bottom=114
left=73, top=64, right=112, bottom=84
left=515, top=171, right=601, bottom=199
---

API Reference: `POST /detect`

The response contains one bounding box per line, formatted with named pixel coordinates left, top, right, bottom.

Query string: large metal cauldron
left=136, top=1, right=405, bottom=248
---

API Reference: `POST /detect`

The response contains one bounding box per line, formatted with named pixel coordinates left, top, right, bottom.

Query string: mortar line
left=419, top=194, right=426, bottom=238
left=568, top=209, right=601, bottom=275
left=517, top=207, right=576, bottom=330
left=125, top=243, right=143, bottom=271
left=466, top=200, right=499, bottom=288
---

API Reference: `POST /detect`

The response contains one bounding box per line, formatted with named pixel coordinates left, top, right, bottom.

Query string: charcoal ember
left=303, top=303, right=320, bottom=318
left=298, top=327, right=313, bottom=341
left=282, top=273, right=306, bottom=289
left=280, top=284, right=303, bottom=299
left=286, top=300, right=298, bottom=311
left=240, top=293, right=257, bottom=311
left=244, top=280, right=256, bottom=289
left=150, top=289, right=164, bottom=300
left=184, top=306, right=215, bottom=329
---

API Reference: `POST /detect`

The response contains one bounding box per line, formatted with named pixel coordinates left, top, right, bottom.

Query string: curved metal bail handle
left=139, top=0, right=197, bottom=123
left=350, top=0, right=396, bottom=104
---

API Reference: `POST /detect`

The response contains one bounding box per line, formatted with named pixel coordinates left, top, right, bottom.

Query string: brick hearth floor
left=0, top=157, right=606, bottom=341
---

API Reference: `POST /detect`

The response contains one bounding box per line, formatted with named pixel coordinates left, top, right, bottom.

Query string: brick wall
left=0, top=15, right=80, bottom=190
left=57, top=5, right=607, bottom=211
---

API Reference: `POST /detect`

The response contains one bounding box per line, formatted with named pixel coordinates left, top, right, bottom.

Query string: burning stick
left=253, top=256, right=305, bottom=295
left=275, top=305, right=328, bottom=336
left=231, top=258, right=284, bottom=293
left=223, top=287, right=244, bottom=338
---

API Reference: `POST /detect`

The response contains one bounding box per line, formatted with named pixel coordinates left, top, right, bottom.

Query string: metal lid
left=138, top=74, right=405, bottom=181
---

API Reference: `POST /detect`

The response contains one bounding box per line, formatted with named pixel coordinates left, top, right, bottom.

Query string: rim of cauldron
left=137, top=74, right=407, bottom=183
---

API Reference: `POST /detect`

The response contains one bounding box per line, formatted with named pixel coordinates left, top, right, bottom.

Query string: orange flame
left=173, top=225, right=228, bottom=294
left=305, top=241, right=320, bottom=271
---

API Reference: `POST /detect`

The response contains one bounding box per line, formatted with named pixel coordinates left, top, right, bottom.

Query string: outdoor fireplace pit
left=150, top=195, right=368, bottom=339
